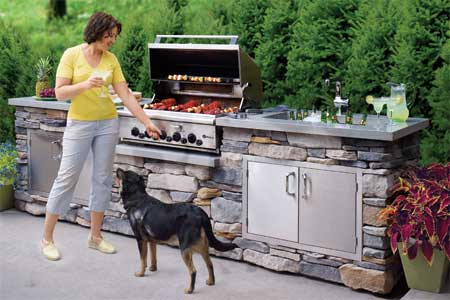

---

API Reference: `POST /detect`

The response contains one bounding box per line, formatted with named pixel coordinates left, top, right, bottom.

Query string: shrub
left=0, top=141, right=18, bottom=187
left=421, top=39, right=450, bottom=164
left=285, top=0, right=359, bottom=110
left=255, top=0, right=299, bottom=106
left=0, top=21, right=35, bottom=143
left=378, top=164, right=450, bottom=264
left=231, top=0, right=269, bottom=58
left=343, top=0, right=400, bottom=113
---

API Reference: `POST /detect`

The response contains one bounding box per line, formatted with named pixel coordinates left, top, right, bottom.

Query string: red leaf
left=407, top=239, right=419, bottom=259
left=422, top=240, right=434, bottom=266
left=437, top=218, right=450, bottom=246
left=423, top=209, right=435, bottom=239
left=438, top=195, right=450, bottom=213
left=391, top=232, right=399, bottom=254
left=444, top=240, right=450, bottom=261
left=400, top=224, right=412, bottom=250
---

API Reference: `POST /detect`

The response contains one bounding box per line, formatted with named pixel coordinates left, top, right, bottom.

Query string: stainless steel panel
left=299, top=168, right=356, bottom=253
left=119, top=116, right=217, bottom=152
left=247, top=161, right=299, bottom=242
left=28, top=130, right=92, bottom=206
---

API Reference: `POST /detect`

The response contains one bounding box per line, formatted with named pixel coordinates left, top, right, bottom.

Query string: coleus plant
left=378, top=163, right=450, bottom=265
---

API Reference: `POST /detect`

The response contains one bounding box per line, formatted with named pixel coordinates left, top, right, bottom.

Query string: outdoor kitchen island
left=8, top=96, right=429, bottom=295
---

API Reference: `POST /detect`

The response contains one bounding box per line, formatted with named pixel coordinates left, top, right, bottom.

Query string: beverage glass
left=92, top=69, right=111, bottom=98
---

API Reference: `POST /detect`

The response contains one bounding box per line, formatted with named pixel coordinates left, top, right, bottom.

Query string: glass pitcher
left=387, top=83, right=409, bottom=122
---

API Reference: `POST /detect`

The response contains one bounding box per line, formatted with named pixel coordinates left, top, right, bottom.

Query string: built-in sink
left=262, top=111, right=374, bottom=127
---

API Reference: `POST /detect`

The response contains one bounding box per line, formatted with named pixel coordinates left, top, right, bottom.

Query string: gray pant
left=46, top=118, right=119, bottom=215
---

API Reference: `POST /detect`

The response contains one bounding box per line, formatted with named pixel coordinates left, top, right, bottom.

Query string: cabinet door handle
left=302, top=173, right=307, bottom=199
left=51, top=139, right=62, bottom=160
left=285, top=172, right=296, bottom=196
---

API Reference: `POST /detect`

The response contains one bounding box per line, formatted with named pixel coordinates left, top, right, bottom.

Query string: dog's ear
left=117, top=168, right=125, bottom=180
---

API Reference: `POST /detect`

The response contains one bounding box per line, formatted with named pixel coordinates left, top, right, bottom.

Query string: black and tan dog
left=116, top=168, right=237, bottom=294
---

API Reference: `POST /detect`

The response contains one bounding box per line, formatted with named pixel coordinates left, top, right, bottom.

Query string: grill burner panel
left=119, top=115, right=218, bottom=153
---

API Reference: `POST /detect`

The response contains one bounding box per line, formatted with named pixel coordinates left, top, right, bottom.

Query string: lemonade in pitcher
left=387, top=83, right=409, bottom=122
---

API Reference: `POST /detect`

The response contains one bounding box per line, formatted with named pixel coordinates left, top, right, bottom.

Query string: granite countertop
left=9, top=97, right=429, bottom=141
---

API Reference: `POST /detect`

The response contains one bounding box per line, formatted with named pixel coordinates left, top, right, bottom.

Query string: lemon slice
left=366, top=95, right=374, bottom=104
left=394, top=95, right=403, bottom=104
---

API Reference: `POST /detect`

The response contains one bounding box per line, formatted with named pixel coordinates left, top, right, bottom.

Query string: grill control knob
left=187, top=133, right=196, bottom=144
left=196, top=139, right=203, bottom=146
left=138, top=133, right=145, bottom=139
left=144, top=131, right=150, bottom=138
left=160, top=130, right=167, bottom=140
left=181, top=138, right=187, bottom=144
left=172, top=132, right=181, bottom=142
left=131, top=127, right=140, bottom=137
left=166, top=136, right=173, bottom=142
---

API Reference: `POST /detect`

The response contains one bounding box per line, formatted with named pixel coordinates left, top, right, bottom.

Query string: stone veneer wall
left=13, top=106, right=421, bottom=294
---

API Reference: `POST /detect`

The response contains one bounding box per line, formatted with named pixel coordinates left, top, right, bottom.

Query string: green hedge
left=1, top=0, right=449, bottom=163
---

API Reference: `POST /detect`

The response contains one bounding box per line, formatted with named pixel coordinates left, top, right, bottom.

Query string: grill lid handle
left=154, top=35, right=238, bottom=45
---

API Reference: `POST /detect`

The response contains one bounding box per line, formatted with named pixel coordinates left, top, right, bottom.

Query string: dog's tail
left=201, top=215, right=237, bottom=252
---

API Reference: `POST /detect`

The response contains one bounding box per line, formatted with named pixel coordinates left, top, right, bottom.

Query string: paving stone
left=169, top=191, right=194, bottom=203
left=222, top=191, right=242, bottom=202
left=363, top=247, right=392, bottom=259
left=306, top=157, right=338, bottom=165
left=114, top=154, right=144, bottom=167
left=249, top=143, right=307, bottom=161
left=269, top=248, right=301, bottom=262
left=339, top=160, right=368, bottom=168
left=358, top=151, right=393, bottom=162
left=307, top=148, right=326, bottom=158
left=146, top=189, right=173, bottom=204
left=244, top=249, right=300, bottom=273
left=363, top=233, right=390, bottom=250
left=222, top=127, right=253, bottom=142
left=363, top=198, right=386, bottom=207
left=185, top=165, right=211, bottom=180
left=288, top=133, right=342, bottom=148
left=339, top=264, right=396, bottom=294
left=299, top=261, right=342, bottom=283
left=144, top=162, right=185, bottom=175
left=211, top=197, right=242, bottom=224
left=363, top=205, right=387, bottom=226
left=302, top=255, right=344, bottom=268
left=220, top=140, right=249, bottom=154
left=233, top=237, right=269, bottom=253
left=363, top=174, right=394, bottom=198
left=326, top=150, right=357, bottom=161
left=362, top=225, right=387, bottom=237
left=148, top=174, right=198, bottom=192
left=212, top=167, right=242, bottom=186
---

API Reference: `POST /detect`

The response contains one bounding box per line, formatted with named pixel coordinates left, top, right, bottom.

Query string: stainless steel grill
left=119, top=35, right=263, bottom=153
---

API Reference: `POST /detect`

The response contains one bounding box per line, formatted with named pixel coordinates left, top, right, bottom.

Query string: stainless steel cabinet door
left=299, top=168, right=356, bottom=253
left=247, top=161, right=299, bottom=242
left=29, top=131, right=92, bottom=205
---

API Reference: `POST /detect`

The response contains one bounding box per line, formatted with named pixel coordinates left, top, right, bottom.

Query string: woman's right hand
left=84, top=75, right=104, bottom=90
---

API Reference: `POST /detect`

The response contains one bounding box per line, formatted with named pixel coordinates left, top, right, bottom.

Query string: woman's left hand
left=145, top=120, right=161, bottom=140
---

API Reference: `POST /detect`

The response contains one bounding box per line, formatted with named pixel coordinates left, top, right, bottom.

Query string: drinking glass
left=92, top=69, right=111, bottom=98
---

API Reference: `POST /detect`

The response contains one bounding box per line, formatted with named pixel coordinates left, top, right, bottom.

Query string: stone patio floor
left=1, top=209, right=448, bottom=300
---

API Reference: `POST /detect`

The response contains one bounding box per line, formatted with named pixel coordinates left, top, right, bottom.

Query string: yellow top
left=56, top=44, right=126, bottom=120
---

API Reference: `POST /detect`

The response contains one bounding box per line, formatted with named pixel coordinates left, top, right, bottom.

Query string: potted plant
left=378, top=163, right=450, bottom=293
left=0, top=141, right=18, bottom=211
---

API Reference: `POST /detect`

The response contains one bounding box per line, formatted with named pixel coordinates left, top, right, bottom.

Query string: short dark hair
left=84, top=12, right=122, bottom=44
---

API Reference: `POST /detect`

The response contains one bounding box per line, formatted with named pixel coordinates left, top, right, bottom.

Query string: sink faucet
left=326, top=79, right=349, bottom=116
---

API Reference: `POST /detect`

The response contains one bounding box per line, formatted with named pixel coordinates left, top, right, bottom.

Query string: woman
left=41, top=12, right=160, bottom=261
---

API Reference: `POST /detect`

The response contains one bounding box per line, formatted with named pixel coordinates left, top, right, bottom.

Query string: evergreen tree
left=255, top=0, right=300, bottom=105
left=231, top=0, right=270, bottom=58
left=343, top=0, right=401, bottom=113
left=0, top=22, right=35, bottom=143
left=117, top=18, right=147, bottom=91
left=183, top=0, right=233, bottom=36
left=390, top=0, right=450, bottom=118
left=135, top=0, right=184, bottom=96
left=285, top=0, right=359, bottom=110
left=421, top=39, right=450, bottom=164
